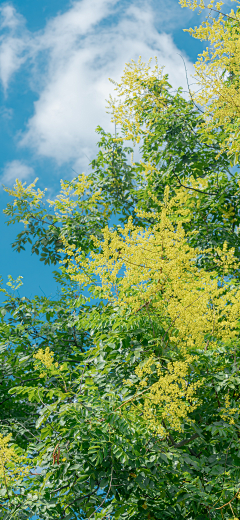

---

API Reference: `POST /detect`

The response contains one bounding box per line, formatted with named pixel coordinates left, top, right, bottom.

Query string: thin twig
left=62, top=487, right=100, bottom=517
left=88, top=467, right=113, bottom=519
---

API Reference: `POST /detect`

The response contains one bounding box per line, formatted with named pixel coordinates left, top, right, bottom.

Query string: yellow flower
left=0, top=433, right=30, bottom=486
left=34, top=347, right=54, bottom=369
left=179, top=0, right=240, bottom=161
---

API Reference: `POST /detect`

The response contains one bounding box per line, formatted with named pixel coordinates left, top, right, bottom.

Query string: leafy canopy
left=180, top=0, right=240, bottom=163
left=1, top=29, right=240, bottom=520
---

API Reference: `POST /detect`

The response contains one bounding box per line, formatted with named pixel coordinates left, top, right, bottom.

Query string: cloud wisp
left=0, top=0, right=194, bottom=167
left=0, top=4, right=30, bottom=91
left=1, top=159, right=34, bottom=185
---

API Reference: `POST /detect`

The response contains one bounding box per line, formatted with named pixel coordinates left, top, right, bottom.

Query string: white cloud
left=0, top=0, right=195, bottom=165
left=0, top=4, right=23, bottom=30
left=1, top=160, right=34, bottom=185
left=0, top=37, right=27, bottom=91
left=0, top=5, right=28, bottom=91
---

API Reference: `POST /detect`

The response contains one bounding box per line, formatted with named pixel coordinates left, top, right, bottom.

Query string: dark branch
left=62, top=486, right=100, bottom=518
left=174, top=433, right=199, bottom=448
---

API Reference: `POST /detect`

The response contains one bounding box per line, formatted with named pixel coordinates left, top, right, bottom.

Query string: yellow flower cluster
left=0, top=433, right=29, bottom=486
left=135, top=355, right=202, bottom=436
left=107, top=57, right=170, bottom=143
left=47, top=174, right=102, bottom=218
left=4, top=174, right=105, bottom=236
left=179, top=0, right=240, bottom=160
left=4, top=177, right=44, bottom=200
left=4, top=178, right=46, bottom=212
left=220, top=395, right=239, bottom=425
left=33, top=347, right=61, bottom=378
left=33, top=347, right=56, bottom=369
left=0, top=433, right=16, bottom=479
left=179, top=0, right=223, bottom=12
left=64, top=186, right=240, bottom=350
left=6, top=275, right=23, bottom=291
left=33, top=347, right=65, bottom=380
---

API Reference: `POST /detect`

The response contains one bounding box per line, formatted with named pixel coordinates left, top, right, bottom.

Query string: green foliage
left=1, top=63, right=240, bottom=520
left=3, top=128, right=137, bottom=266
left=1, top=295, right=240, bottom=518
left=136, top=88, right=240, bottom=269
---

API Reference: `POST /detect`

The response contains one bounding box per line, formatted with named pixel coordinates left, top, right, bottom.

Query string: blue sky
left=0, top=0, right=207, bottom=300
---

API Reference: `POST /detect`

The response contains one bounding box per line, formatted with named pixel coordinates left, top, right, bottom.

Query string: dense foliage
left=180, top=0, right=240, bottom=163
left=1, top=3, right=240, bottom=519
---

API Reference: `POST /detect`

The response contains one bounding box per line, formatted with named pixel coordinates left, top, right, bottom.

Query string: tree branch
left=174, top=433, right=199, bottom=448
left=62, top=486, right=100, bottom=518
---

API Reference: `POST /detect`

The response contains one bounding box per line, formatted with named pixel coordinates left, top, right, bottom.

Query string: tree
left=179, top=0, right=240, bottom=163
left=1, top=56, right=240, bottom=519
left=6, top=59, right=240, bottom=270
left=107, top=57, right=240, bottom=269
